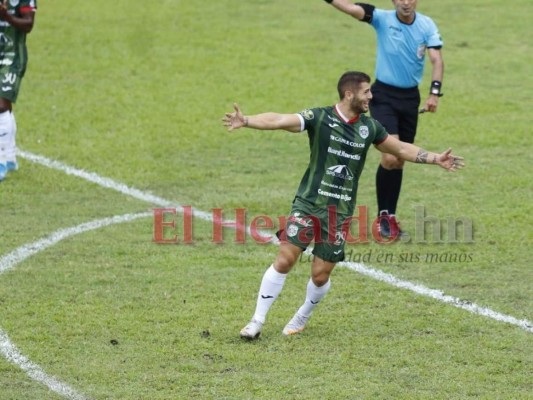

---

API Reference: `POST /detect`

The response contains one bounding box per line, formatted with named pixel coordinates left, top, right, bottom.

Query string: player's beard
left=350, top=97, right=368, bottom=114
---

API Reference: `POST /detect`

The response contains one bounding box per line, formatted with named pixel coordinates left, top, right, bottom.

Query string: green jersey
left=295, top=105, right=388, bottom=216
left=0, top=0, right=37, bottom=72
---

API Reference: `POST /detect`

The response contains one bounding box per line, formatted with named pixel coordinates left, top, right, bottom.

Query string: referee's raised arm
left=323, top=0, right=373, bottom=22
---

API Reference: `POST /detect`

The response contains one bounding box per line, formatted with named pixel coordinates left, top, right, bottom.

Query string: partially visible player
left=223, top=71, right=463, bottom=339
left=324, top=0, right=444, bottom=238
left=0, top=0, right=37, bottom=181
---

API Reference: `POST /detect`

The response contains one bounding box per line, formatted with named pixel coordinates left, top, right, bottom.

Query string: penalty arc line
left=0, top=212, right=151, bottom=400
left=18, top=150, right=533, bottom=334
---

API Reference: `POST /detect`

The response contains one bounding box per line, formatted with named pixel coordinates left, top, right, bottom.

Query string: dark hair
left=337, top=71, right=371, bottom=100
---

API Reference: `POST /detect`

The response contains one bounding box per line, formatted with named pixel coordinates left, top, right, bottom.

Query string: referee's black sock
left=387, top=168, right=403, bottom=215
left=376, top=165, right=403, bottom=216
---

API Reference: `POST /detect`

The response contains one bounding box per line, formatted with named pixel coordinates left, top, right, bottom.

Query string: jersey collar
left=334, top=104, right=360, bottom=124
left=395, top=12, right=417, bottom=25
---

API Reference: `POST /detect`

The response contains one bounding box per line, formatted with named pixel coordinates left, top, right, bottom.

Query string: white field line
left=18, top=150, right=533, bottom=334
left=0, top=212, right=150, bottom=400
left=0, top=212, right=151, bottom=274
left=2, top=153, right=532, bottom=399
left=0, top=330, right=88, bottom=400
left=18, top=150, right=213, bottom=221
left=339, top=262, right=533, bottom=333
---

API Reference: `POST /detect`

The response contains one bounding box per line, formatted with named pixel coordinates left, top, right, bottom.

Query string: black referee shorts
left=369, top=80, right=421, bottom=144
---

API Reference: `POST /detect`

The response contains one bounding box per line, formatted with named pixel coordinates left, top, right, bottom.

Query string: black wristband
left=324, top=0, right=333, bottom=3
left=430, top=80, right=444, bottom=97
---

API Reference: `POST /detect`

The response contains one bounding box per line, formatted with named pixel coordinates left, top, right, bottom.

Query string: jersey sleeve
left=294, top=113, right=305, bottom=132
left=426, top=18, right=443, bottom=48
left=371, top=119, right=389, bottom=145
left=20, top=0, right=37, bottom=12
left=297, top=108, right=320, bottom=133
left=370, top=8, right=384, bottom=29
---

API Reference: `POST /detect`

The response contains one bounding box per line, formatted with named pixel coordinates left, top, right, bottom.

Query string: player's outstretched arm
left=376, top=135, right=464, bottom=172
left=324, top=0, right=369, bottom=22
left=222, top=103, right=302, bottom=133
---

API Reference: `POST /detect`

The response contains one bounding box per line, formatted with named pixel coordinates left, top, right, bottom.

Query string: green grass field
left=1, top=0, right=532, bottom=399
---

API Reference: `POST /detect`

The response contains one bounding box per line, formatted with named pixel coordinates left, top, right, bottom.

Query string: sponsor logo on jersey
left=330, top=134, right=365, bottom=148
left=317, top=189, right=352, bottom=202
left=299, top=109, right=314, bottom=120
left=0, top=33, right=13, bottom=47
left=328, top=123, right=339, bottom=128
left=321, top=180, right=341, bottom=190
left=327, top=146, right=361, bottom=160
left=358, top=126, right=369, bottom=139
left=326, top=165, right=354, bottom=181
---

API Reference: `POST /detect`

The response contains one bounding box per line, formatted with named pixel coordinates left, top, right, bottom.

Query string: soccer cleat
left=388, top=214, right=407, bottom=238
left=282, top=313, right=309, bottom=336
left=0, top=163, right=6, bottom=181
left=6, top=160, right=18, bottom=171
left=378, top=211, right=405, bottom=239
left=240, top=319, right=263, bottom=340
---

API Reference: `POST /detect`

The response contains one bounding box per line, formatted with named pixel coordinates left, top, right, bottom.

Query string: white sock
left=252, top=265, right=287, bottom=323
left=0, top=110, right=11, bottom=164
left=296, top=278, right=331, bottom=318
left=7, top=111, right=16, bottom=161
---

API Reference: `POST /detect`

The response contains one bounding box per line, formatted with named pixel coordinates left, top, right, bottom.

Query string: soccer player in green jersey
left=222, top=71, right=463, bottom=339
left=0, top=0, right=37, bottom=181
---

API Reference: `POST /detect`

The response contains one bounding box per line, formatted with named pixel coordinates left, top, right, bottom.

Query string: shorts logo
left=359, top=126, right=369, bottom=139
left=287, top=224, right=298, bottom=238
left=300, top=109, right=314, bottom=120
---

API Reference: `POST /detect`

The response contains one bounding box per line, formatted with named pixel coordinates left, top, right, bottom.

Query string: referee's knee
left=380, top=155, right=405, bottom=170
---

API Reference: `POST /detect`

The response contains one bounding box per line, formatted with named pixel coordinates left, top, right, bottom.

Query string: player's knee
left=0, top=98, right=12, bottom=113
left=311, top=272, right=330, bottom=287
left=274, top=250, right=299, bottom=273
